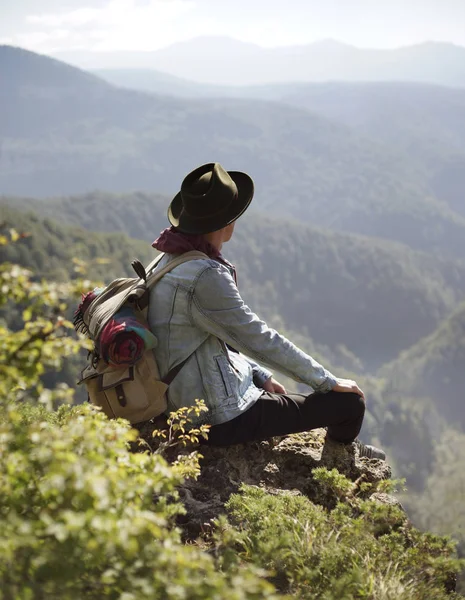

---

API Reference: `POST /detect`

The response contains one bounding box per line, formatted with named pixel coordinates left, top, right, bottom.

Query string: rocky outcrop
left=137, top=426, right=400, bottom=540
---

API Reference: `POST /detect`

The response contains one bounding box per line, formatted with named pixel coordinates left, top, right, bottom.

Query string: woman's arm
left=189, top=263, right=337, bottom=393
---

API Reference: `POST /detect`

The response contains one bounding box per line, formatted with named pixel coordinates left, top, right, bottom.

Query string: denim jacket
left=147, top=254, right=337, bottom=426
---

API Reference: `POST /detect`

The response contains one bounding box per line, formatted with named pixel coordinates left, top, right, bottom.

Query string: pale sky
left=1, top=0, right=465, bottom=54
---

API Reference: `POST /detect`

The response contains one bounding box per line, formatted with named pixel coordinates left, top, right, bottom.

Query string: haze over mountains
left=2, top=41, right=465, bottom=384
left=56, top=36, right=465, bottom=87
left=93, top=72, right=465, bottom=220
left=2, top=45, right=465, bottom=260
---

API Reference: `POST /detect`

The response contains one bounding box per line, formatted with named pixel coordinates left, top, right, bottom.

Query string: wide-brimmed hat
left=167, top=162, right=254, bottom=235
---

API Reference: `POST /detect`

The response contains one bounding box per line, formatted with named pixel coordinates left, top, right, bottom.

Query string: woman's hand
left=263, top=377, right=287, bottom=394
left=332, top=378, right=365, bottom=399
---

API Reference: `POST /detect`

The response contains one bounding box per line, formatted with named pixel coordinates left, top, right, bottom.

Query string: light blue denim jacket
left=147, top=254, right=338, bottom=426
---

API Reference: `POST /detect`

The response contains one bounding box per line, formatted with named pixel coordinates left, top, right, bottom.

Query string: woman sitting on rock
left=149, top=163, right=385, bottom=460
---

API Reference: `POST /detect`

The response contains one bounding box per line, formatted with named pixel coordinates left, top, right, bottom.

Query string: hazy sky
left=1, top=0, right=465, bottom=54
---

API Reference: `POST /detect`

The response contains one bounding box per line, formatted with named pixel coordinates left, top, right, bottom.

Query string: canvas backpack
left=77, top=251, right=208, bottom=424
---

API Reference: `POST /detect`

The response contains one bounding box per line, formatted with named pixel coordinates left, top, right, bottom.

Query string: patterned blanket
left=75, top=289, right=157, bottom=367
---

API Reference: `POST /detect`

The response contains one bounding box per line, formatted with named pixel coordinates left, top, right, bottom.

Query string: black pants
left=204, top=391, right=365, bottom=447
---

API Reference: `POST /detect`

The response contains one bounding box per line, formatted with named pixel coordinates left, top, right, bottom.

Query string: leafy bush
left=0, top=235, right=279, bottom=599
left=217, top=481, right=464, bottom=600
left=0, top=403, right=279, bottom=599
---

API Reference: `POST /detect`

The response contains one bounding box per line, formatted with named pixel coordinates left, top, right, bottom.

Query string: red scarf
left=152, top=227, right=221, bottom=258
left=152, top=227, right=237, bottom=283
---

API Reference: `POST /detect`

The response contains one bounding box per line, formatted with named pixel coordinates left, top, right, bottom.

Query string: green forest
left=1, top=42, right=465, bottom=598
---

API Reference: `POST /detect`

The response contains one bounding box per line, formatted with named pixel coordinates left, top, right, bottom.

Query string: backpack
left=76, top=251, right=208, bottom=424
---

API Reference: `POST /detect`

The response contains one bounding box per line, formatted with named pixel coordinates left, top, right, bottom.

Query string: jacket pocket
left=214, top=354, right=235, bottom=398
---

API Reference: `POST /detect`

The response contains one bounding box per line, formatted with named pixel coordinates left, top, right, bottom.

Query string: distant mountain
left=381, top=301, right=465, bottom=428
left=2, top=46, right=465, bottom=259
left=93, top=68, right=236, bottom=98
left=1, top=45, right=109, bottom=92
left=54, top=37, right=465, bottom=87
left=86, top=75, right=465, bottom=218
left=5, top=192, right=465, bottom=370
left=266, top=82, right=465, bottom=219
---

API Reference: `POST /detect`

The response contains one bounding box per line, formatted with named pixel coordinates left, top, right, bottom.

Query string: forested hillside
left=0, top=206, right=153, bottom=282
left=2, top=46, right=465, bottom=259
left=4, top=197, right=465, bottom=371
left=381, top=301, right=465, bottom=428
left=90, top=75, right=465, bottom=223
left=275, top=82, right=465, bottom=161
left=269, top=82, right=465, bottom=219
left=86, top=74, right=465, bottom=221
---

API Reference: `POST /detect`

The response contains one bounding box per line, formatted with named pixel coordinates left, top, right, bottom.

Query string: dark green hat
left=168, top=162, right=254, bottom=234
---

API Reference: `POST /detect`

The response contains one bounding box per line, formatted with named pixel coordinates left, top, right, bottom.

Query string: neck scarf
left=152, top=226, right=237, bottom=283
left=152, top=226, right=221, bottom=258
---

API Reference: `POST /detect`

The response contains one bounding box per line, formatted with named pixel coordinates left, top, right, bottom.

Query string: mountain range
left=92, top=73, right=465, bottom=220
left=55, top=36, right=465, bottom=87
left=2, top=45, right=465, bottom=260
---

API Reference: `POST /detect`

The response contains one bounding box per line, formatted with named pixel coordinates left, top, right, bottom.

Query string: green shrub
left=219, top=482, right=464, bottom=600
left=0, top=241, right=280, bottom=599
left=0, top=402, right=280, bottom=599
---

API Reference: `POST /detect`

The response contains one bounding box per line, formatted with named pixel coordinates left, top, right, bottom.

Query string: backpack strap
left=144, top=252, right=167, bottom=278
left=142, top=250, right=210, bottom=386
left=162, top=356, right=192, bottom=385
left=146, top=250, right=210, bottom=289
left=135, top=251, right=209, bottom=311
